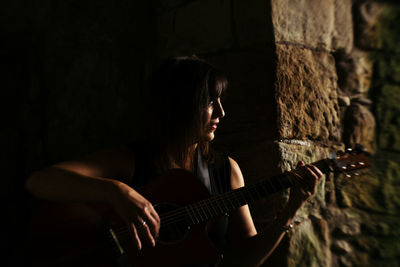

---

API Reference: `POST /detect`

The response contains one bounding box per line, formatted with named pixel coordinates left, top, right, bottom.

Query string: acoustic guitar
left=27, top=146, right=370, bottom=266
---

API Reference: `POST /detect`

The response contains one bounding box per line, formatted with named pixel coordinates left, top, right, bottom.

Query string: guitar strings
left=113, top=181, right=277, bottom=238
left=113, top=176, right=356, bottom=242
left=113, top=188, right=249, bottom=239
left=111, top=161, right=363, bottom=240
left=114, top=178, right=284, bottom=237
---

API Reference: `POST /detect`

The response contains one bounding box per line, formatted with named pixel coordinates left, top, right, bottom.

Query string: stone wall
left=270, top=0, right=400, bottom=266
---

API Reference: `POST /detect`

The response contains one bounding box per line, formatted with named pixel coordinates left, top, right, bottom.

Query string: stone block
left=335, top=49, right=374, bottom=95
left=287, top=219, right=332, bottom=267
left=332, top=0, right=354, bottom=53
left=275, top=44, right=341, bottom=143
left=342, top=102, right=376, bottom=152
left=157, top=0, right=232, bottom=56
left=271, top=0, right=353, bottom=52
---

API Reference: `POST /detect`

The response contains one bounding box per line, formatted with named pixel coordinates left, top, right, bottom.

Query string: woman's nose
left=215, top=99, right=225, bottom=118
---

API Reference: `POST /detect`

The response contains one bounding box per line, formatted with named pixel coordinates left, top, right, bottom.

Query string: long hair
left=145, top=55, right=228, bottom=172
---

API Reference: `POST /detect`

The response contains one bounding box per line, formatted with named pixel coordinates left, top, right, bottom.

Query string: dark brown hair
left=146, top=55, right=228, bottom=172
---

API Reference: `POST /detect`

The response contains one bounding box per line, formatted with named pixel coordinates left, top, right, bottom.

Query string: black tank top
left=128, top=142, right=231, bottom=266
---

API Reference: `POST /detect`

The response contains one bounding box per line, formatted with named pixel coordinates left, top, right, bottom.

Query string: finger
left=149, top=208, right=161, bottom=237
left=297, top=161, right=305, bottom=168
left=143, top=206, right=160, bottom=239
left=306, top=164, right=324, bottom=179
left=304, top=165, right=321, bottom=182
left=303, top=165, right=320, bottom=193
left=136, top=216, right=156, bottom=247
left=129, top=222, right=142, bottom=250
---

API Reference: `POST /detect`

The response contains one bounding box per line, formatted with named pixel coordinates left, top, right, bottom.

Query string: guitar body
left=28, top=169, right=222, bottom=267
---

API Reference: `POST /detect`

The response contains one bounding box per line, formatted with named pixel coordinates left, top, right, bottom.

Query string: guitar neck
left=184, top=159, right=333, bottom=225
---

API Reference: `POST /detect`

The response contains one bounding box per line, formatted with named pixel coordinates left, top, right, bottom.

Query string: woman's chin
left=207, top=132, right=215, bottom=141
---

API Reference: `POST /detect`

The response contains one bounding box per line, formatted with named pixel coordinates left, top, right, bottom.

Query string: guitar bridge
left=107, top=228, right=124, bottom=255
left=99, top=220, right=130, bottom=267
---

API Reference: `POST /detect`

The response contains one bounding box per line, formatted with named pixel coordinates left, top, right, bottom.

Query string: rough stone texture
left=332, top=0, right=354, bottom=53
left=275, top=44, right=341, bottom=143
left=157, top=0, right=232, bottom=57
left=287, top=219, right=332, bottom=267
left=342, top=102, right=376, bottom=152
left=334, top=151, right=400, bottom=266
left=271, top=0, right=353, bottom=52
left=335, top=49, right=374, bottom=96
left=277, top=142, right=335, bottom=267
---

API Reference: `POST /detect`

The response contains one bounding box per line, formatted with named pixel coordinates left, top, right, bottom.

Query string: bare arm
left=219, top=158, right=323, bottom=267
left=25, top=148, right=160, bottom=250
left=25, top=148, right=135, bottom=202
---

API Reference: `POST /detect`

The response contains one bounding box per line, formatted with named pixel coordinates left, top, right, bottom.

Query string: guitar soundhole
left=155, top=203, right=190, bottom=244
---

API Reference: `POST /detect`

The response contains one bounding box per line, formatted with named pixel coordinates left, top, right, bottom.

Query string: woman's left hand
left=286, top=161, right=324, bottom=210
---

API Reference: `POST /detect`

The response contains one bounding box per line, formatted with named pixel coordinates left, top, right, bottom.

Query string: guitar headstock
left=329, top=144, right=371, bottom=174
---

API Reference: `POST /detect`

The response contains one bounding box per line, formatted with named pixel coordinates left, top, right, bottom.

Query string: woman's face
left=202, top=97, right=225, bottom=142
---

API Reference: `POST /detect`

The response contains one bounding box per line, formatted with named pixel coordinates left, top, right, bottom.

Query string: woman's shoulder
left=227, top=156, right=245, bottom=190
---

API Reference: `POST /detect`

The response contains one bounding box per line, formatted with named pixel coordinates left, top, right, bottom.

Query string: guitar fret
left=183, top=207, right=193, bottom=225
left=190, top=204, right=200, bottom=224
left=227, top=195, right=235, bottom=209
left=198, top=202, right=205, bottom=221
left=221, top=197, right=229, bottom=213
left=209, top=198, right=218, bottom=216
left=203, top=200, right=213, bottom=220
left=207, top=199, right=217, bottom=217
left=185, top=206, right=196, bottom=224
left=216, top=199, right=224, bottom=214
left=196, top=204, right=205, bottom=222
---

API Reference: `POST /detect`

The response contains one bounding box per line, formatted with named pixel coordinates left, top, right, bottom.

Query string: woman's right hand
left=110, top=181, right=161, bottom=250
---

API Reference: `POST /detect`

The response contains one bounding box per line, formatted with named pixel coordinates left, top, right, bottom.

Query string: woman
left=25, top=56, right=323, bottom=266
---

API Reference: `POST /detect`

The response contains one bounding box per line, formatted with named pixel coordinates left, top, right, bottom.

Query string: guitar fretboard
left=182, top=159, right=332, bottom=225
